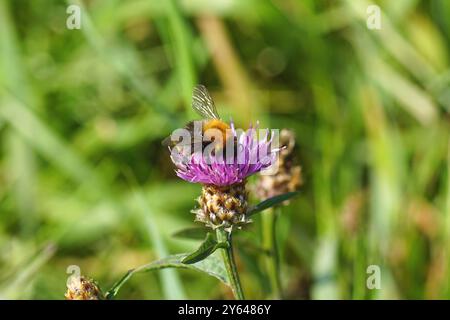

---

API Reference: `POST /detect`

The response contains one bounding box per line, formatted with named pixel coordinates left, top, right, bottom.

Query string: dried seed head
left=193, top=181, right=251, bottom=231
left=65, top=276, right=104, bottom=300
left=256, top=129, right=302, bottom=202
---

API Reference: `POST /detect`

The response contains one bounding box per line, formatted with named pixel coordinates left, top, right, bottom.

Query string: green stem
left=262, top=207, right=282, bottom=299
left=216, top=228, right=245, bottom=300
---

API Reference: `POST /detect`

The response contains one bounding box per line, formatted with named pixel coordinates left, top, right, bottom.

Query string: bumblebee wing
left=192, top=85, right=220, bottom=119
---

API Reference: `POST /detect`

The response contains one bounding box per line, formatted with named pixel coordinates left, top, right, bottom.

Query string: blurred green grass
left=0, top=0, right=449, bottom=299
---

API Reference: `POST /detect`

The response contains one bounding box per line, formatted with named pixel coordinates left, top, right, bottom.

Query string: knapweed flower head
left=171, top=121, right=278, bottom=186
left=169, top=121, right=281, bottom=230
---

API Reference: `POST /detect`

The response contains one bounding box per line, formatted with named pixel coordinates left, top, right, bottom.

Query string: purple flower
left=170, top=121, right=280, bottom=186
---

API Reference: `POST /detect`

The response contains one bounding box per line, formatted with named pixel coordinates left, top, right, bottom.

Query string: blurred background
left=0, top=0, right=449, bottom=299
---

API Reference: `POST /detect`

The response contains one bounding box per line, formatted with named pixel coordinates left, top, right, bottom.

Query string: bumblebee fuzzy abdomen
left=202, top=119, right=231, bottom=147
left=202, top=119, right=230, bottom=132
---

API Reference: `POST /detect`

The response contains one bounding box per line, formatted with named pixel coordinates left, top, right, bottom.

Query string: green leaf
left=247, top=192, right=299, bottom=216
left=106, top=253, right=228, bottom=299
left=181, top=232, right=228, bottom=264
left=172, top=227, right=207, bottom=240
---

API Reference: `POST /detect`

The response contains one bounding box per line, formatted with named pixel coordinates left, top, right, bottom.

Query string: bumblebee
left=163, top=85, right=232, bottom=154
